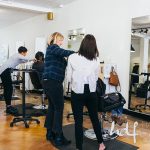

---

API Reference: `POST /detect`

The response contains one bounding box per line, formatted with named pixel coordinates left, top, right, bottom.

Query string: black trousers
left=71, top=85, right=103, bottom=150
left=43, top=79, right=64, bottom=134
left=0, top=68, right=13, bottom=106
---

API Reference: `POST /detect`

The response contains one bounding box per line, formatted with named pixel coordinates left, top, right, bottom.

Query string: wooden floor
left=0, top=91, right=150, bottom=150
left=130, top=94, right=150, bottom=114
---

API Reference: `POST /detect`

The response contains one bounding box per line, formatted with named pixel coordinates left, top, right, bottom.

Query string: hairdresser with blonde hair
left=42, top=32, right=74, bottom=146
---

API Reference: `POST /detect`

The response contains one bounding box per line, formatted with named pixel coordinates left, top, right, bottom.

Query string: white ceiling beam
left=0, top=1, right=53, bottom=13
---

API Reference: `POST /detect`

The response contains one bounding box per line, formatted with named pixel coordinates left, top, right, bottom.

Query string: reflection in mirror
left=129, top=16, right=150, bottom=115
left=64, top=28, right=85, bottom=99
left=67, top=28, right=85, bottom=51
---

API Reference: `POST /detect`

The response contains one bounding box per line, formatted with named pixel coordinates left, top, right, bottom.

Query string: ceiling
left=132, top=15, right=150, bottom=39
left=0, top=0, right=77, bottom=29
left=10, top=0, right=76, bottom=9
left=132, top=16, right=150, bottom=29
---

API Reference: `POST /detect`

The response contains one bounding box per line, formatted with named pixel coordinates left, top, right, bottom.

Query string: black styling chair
left=84, top=78, right=125, bottom=141
left=84, top=78, right=126, bottom=141
left=97, top=92, right=126, bottom=140
left=84, top=93, right=126, bottom=141
left=29, top=71, right=46, bottom=109
left=135, top=72, right=150, bottom=111
left=11, top=74, right=23, bottom=101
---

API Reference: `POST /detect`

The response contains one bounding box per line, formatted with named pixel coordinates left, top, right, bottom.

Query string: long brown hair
left=78, top=34, right=99, bottom=60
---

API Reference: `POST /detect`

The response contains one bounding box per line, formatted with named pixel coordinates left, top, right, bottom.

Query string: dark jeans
left=0, top=68, right=13, bottom=106
left=71, top=85, right=103, bottom=150
left=43, top=79, right=64, bottom=134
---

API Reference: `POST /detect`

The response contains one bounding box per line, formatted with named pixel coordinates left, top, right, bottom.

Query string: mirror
left=67, top=28, right=85, bottom=51
left=129, top=16, right=150, bottom=115
left=64, top=28, right=85, bottom=99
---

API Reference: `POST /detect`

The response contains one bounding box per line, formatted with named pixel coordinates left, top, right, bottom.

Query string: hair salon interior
left=0, top=0, right=150, bottom=150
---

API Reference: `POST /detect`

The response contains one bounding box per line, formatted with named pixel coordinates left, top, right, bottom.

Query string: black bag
left=96, top=78, right=106, bottom=97
left=103, top=92, right=126, bottom=107
left=97, top=92, right=126, bottom=112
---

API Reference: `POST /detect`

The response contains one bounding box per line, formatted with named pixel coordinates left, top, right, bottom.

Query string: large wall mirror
left=64, top=28, right=85, bottom=98
left=129, top=16, right=150, bottom=115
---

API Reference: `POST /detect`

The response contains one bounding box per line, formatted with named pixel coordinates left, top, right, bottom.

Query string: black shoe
left=54, top=134, right=71, bottom=146
left=46, top=131, right=55, bottom=141
left=6, top=106, right=18, bottom=115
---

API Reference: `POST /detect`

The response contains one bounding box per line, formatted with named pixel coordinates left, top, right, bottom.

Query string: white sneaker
left=33, top=105, right=48, bottom=109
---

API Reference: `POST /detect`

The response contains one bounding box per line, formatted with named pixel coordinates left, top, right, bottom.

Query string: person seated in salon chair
left=0, top=46, right=35, bottom=115
left=32, top=51, right=44, bottom=81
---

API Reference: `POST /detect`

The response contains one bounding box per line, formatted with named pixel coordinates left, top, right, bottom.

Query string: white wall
left=1, top=0, right=150, bottom=109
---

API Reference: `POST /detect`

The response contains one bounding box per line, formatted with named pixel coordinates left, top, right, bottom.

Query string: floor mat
left=58, top=124, right=139, bottom=150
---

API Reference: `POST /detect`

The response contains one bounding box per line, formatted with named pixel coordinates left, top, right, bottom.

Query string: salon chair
left=84, top=93, right=125, bottom=141
left=29, top=71, right=47, bottom=109
left=97, top=93, right=124, bottom=125
left=135, top=72, right=150, bottom=111
left=11, top=74, right=22, bottom=101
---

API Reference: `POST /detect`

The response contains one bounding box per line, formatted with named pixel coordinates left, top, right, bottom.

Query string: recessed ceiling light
left=59, top=4, right=64, bottom=8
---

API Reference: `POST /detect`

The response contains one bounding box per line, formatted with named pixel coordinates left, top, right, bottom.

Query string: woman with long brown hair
left=67, top=34, right=105, bottom=150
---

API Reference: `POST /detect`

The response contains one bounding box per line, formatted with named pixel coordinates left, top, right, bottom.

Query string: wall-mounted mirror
left=129, top=16, right=150, bottom=115
left=64, top=28, right=85, bottom=99
left=67, top=28, right=85, bottom=51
